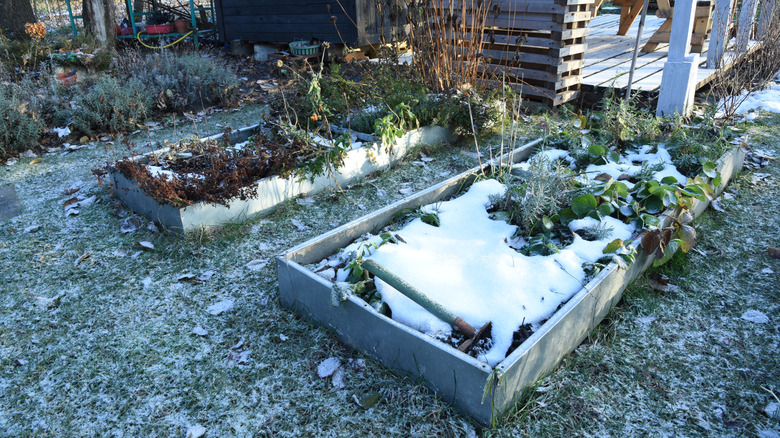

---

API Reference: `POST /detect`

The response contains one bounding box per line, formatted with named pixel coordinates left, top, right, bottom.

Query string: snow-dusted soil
left=0, top=105, right=777, bottom=437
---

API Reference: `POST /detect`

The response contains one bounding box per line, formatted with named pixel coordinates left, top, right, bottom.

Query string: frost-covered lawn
left=0, top=105, right=778, bottom=437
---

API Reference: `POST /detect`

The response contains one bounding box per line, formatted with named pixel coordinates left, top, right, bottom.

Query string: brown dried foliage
left=113, top=137, right=303, bottom=207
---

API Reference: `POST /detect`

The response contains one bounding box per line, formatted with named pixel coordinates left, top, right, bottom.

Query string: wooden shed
left=213, top=0, right=400, bottom=45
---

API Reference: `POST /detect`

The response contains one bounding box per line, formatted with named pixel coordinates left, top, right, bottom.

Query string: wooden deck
left=582, top=14, right=752, bottom=94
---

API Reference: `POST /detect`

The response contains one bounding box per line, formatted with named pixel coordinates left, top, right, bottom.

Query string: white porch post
left=736, top=0, right=759, bottom=53
left=707, top=0, right=735, bottom=69
left=656, top=0, right=699, bottom=117
left=758, top=0, right=777, bottom=40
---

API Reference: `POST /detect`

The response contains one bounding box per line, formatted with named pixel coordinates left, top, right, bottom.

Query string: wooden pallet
left=465, top=0, right=595, bottom=105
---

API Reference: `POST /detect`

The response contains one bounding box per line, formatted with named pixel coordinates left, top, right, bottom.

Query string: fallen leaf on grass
left=227, top=349, right=252, bottom=365
left=23, top=225, right=40, bottom=233
left=332, top=367, right=346, bottom=389
left=136, top=241, right=154, bottom=250
left=16, top=358, right=28, bottom=366
left=185, top=425, right=206, bottom=438
left=207, top=299, right=234, bottom=315
left=769, top=247, right=780, bottom=259
left=63, top=197, right=80, bottom=209
left=31, top=293, right=62, bottom=310
left=710, top=198, right=726, bottom=212
left=29, top=157, right=43, bottom=165
left=741, top=310, right=769, bottom=324
left=63, top=180, right=82, bottom=195
left=354, top=391, right=381, bottom=409
left=647, top=273, right=679, bottom=293
left=177, top=273, right=199, bottom=283
left=74, top=252, right=91, bottom=266
left=120, top=217, right=140, bottom=234
left=317, top=357, right=341, bottom=378
left=198, top=270, right=217, bottom=282
left=192, top=326, right=208, bottom=336
left=291, top=218, right=309, bottom=231
left=63, top=195, right=96, bottom=216
left=245, top=259, right=268, bottom=271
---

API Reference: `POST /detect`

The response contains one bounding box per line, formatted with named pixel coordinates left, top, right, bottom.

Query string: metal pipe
left=626, top=0, right=651, bottom=101
left=363, top=259, right=461, bottom=329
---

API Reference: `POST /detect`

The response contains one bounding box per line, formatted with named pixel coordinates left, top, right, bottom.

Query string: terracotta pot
left=173, top=19, right=188, bottom=34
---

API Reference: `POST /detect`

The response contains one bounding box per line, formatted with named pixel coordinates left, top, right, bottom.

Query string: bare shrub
left=709, top=2, right=780, bottom=119
left=390, top=0, right=495, bottom=92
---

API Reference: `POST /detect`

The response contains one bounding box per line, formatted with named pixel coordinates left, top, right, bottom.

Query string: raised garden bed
left=275, top=139, right=745, bottom=425
left=108, top=124, right=455, bottom=234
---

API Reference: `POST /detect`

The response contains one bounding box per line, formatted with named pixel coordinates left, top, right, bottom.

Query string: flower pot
left=146, top=24, right=173, bottom=34
left=173, top=19, right=188, bottom=33
left=289, top=41, right=321, bottom=56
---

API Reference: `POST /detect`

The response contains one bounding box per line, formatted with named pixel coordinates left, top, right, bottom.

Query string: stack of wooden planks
left=474, top=0, right=595, bottom=105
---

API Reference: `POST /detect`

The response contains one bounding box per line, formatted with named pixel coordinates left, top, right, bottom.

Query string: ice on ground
left=366, top=179, right=634, bottom=366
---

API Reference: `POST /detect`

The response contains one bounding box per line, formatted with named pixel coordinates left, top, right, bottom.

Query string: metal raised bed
left=276, top=139, right=745, bottom=425
left=109, top=124, right=455, bottom=234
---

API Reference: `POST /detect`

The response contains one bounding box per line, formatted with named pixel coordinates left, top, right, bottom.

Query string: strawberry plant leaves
left=641, top=230, right=661, bottom=256
left=678, top=224, right=697, bottom=253
left=541, top=216, right=554, bottom=233
left=571, top=194, right=597, bottom=218
left=644, top=195, right=664, bottom=214
left=603, top=239, right=624, bottom=254
left=701, top=161, right=718, bottom=178
left=653, top=239, right=680, bottom=267
left=596, top=202, right=613, bottom=218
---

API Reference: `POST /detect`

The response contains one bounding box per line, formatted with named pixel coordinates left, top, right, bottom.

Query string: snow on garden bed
left=327, top=143, right=682, bottom=366
left=345, top=179, right=632, bottom=366
left=276, top=138, right=746, bottom=425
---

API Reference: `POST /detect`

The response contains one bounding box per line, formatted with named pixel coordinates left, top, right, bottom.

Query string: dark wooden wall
left=214, top=0, right=400, bottom=46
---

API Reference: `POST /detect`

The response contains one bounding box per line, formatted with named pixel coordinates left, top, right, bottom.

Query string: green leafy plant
left=521, top=217, right=561, bottom=256
left=641, top=211, right=698, bottom=267
left=374, top=103, right=419, bottom=151
left=393, top=206, right=441, bottom=228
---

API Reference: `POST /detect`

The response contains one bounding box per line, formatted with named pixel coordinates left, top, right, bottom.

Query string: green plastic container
left=289, top=41, right=321, bottom=56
